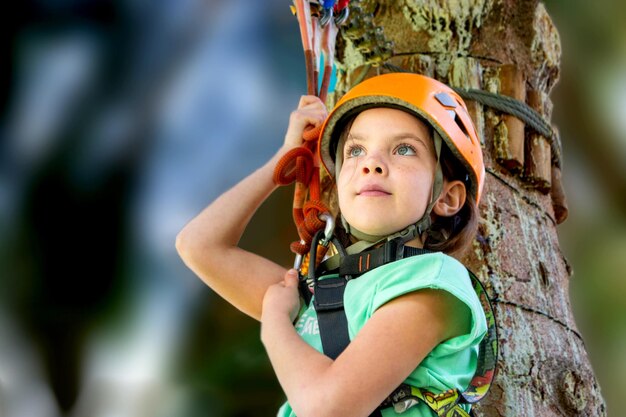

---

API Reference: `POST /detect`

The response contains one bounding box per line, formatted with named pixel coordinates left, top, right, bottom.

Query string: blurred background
left=0, top=1, right=623, bottom=416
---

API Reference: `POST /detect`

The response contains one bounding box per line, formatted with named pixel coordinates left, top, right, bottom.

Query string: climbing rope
left=291, top=0, right=350, bottom=98
left=273, top=124, right=330, bottom=258
left=274, top=1, right=351, bottom=266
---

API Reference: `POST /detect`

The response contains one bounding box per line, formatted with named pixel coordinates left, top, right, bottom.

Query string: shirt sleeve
left=369, top=253, right=487, bottom=355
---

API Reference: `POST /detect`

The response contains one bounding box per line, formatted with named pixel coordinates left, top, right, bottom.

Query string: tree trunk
left=331, top=1, right=606, bottom=415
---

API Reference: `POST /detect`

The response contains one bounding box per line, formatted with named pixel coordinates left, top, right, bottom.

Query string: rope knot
left=273, top=125, right=329, bottom=257
left=273, top=146, right=314, bottom=186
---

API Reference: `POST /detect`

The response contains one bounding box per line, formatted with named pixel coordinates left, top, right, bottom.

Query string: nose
left=362, top=166, right=384, bottom=174
left=361, top=156, right=386, bottom=175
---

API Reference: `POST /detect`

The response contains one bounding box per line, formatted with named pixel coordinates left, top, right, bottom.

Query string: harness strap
left=319, top=226, right=427, bottom=272
left=308, top=229, right=351, bottom=359
left=379, top=384, right=472, bottom=416
left=339, top=240, right=430, bottom=277
left=313, top=275, right=350, bottom=359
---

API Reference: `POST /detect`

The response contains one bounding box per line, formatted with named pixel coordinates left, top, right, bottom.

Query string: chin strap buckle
left=384, top=237, right=405, bottom=262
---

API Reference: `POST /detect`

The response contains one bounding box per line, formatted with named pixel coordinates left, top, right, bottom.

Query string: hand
left=282, top=95, right=328, bottom=150
left=262, top=269, right=302, bottom=323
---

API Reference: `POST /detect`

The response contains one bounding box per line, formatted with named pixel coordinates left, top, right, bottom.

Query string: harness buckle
left=384, top=237, right=405, bottom=262
left=393, top=398, right=420, bottom=413
left=313, top=276, right=347, bottom=311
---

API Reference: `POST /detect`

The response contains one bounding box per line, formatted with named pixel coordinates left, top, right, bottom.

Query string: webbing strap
left=309, top=243, right=430, bottom=363
left=415, top=131, right=444, bottom=236
left=339, top=240, right=431, bottom=277
left=313, top=275, right=351, bottom=359
left=319, top=238, right=381, bottom=271
left=379, top=384, right=471, bottom=416
left=460, top=271, right=498, bottom=405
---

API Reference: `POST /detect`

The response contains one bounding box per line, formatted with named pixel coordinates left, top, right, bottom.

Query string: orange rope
left=274, top=125, right=331, bottom=257
left=277, top=1, right=344, bottom=267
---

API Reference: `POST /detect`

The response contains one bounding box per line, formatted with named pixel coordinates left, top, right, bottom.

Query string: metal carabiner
left=292, top=213, right=335, bottom=270
left=293, top=240, right=306, bottom=271
left=318, top=212, right=335, bottom=247
left=318, top=0, right=336, bottom=26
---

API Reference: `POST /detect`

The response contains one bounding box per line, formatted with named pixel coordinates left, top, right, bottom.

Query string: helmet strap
left=412, top=130, right=444, bottom=240
left=341, top=214, right=383, bottom=243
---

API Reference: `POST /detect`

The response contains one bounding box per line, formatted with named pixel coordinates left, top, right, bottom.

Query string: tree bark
left=332, top=1, right=606, bottom=415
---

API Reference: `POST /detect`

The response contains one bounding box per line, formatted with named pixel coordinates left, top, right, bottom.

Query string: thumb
left=284, top=269, right=299, bottom=287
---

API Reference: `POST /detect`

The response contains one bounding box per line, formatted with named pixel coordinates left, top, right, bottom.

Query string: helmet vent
left=453, top=112, right=470, bottom=139
left=437, top=92, right=472, bottom=142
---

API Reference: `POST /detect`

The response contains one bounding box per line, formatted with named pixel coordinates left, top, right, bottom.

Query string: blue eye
left=347, top=146, right=364, bottom=158
left=396, top=144, right=416, bottom=156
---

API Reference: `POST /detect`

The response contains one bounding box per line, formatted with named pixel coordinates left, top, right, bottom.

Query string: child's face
left=337, top=107, right=437, bottom=237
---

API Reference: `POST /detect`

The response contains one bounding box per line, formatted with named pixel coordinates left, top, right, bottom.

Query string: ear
left=433, top=180, right=466, bottom=217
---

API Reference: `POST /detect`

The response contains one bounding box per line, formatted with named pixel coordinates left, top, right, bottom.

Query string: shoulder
left=379, top=287, right=470, bottom=343
left=365, top=253, right=487, bottom=351
left=362, top=252, right=471, bottom=311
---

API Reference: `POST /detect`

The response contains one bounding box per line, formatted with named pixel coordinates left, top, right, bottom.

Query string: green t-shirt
left=277, top=252, right=488, bottom=417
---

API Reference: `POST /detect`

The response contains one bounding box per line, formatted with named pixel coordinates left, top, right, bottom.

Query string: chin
left=348, top=220, right=402, bottom=237
left=343, top=209, right=419, bottom=236
left=349, top=215, right=421, bottom=236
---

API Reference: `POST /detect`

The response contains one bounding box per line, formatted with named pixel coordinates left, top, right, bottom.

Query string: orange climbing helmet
left=318, top=72, right=485, bottom=203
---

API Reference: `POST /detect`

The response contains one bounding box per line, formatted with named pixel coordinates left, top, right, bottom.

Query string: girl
left=176, top=73, right=488, bottom=417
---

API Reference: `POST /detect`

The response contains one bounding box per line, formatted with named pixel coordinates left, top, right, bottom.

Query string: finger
left=289, top=110, right=325, bottom=130
left=301, top=106, right=328, bottom=122
left=300, top=102, right=327, bottom=115
left=302, top=113, right=326, bottom=128
left=300, top=102, right=328, bottom=114
left=284, top=269, right=299, bottom=287
left=298, top=95, right=325, bottom=109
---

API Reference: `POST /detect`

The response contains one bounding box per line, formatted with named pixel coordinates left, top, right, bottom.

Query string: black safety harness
left=298, top=230, right=498, bottom=416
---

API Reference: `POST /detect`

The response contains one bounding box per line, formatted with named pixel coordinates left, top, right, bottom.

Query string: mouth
left=357, top=185, right=391, bottom=197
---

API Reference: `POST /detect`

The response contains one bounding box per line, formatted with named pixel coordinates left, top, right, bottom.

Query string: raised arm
left=175, top=96, right=327, bottom=320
